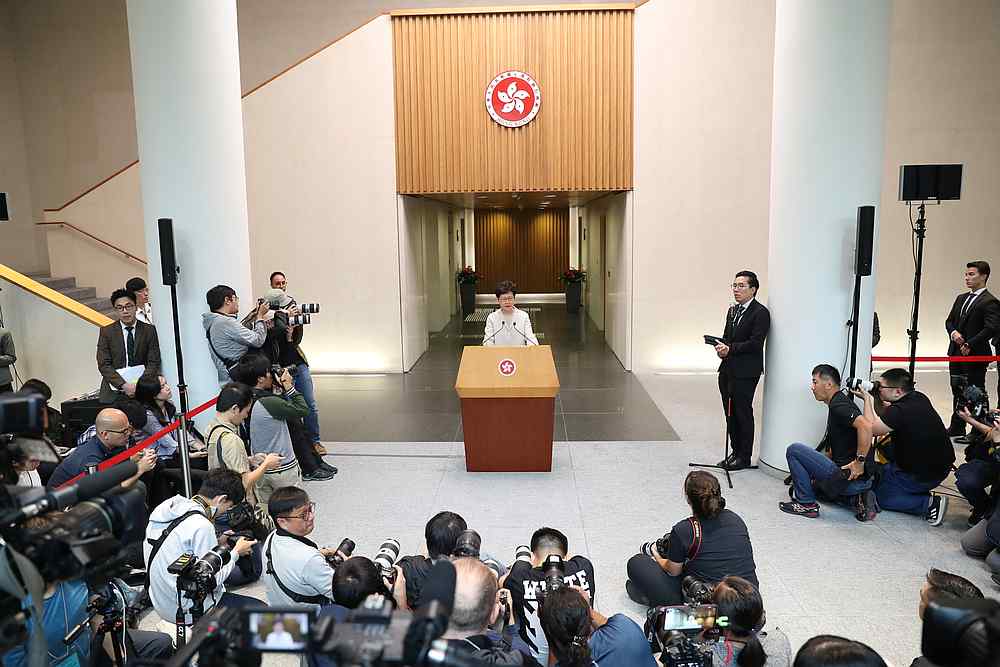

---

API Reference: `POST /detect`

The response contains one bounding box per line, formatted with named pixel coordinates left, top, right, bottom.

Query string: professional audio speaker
left=0, top=193, right=8, bottom=221
left=158, top=218, right=178, bottom=285
left=855, top=206, right=875, bottom=277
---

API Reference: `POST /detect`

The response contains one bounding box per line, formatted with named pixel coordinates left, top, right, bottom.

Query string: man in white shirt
left=262, top=486, right=340, bottom=609
left=127, top=276, right=154, bottom=324
left=482, top=280, right=538, bottom=347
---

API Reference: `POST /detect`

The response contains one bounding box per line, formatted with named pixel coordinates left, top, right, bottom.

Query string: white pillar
left=758, top=0, right=890, bottom=474
left=127, top=0, right=252, bottom=415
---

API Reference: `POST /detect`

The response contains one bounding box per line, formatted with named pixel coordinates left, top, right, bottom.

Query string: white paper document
left=117, top=365, right=146, bottom=384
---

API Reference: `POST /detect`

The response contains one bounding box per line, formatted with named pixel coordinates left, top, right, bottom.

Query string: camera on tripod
left=169, top=545, right=233, bottom=600
left=645, top=603, right=726, bottom=667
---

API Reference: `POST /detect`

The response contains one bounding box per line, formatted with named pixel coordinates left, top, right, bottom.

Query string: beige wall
left=244, top=14, right=403, bottom=373
left=874, top=0, right=1000, bottom=358
left=631, top=0, right=775, bottom=372
left=583, top=193, right=632, bottom=369
left=0, top=0, right=43, bottom=272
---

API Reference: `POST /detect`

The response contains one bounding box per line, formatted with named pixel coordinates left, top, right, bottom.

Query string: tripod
left=64, top=581, right=136, bottom=667
left=906, top=203, right=928, bottom=380
left=689, top=396, right=757, bottom=489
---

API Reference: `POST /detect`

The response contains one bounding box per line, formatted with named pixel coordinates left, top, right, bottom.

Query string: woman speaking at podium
left=483, top=280, right=538, bottom=346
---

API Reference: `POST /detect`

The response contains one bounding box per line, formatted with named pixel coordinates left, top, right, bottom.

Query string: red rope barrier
left=872, top=355, right=1000, bottom=363
left=56, top=396, right=218, bottom=489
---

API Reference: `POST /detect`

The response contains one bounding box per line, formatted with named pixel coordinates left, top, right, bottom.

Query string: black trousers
left=626, top=553, right=682, bottom=606
left=949, top=360, right=989, bottom=430
left=718, top=370, right=760, bottom=461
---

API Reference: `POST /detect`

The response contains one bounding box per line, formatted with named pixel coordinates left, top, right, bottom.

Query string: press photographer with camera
left=627, top=471, right=757, bottom=608
left=331, top=557, right=394, bottom=610
left=268, top=272, right=324, bottom=449
left=231, top=353, right=316, bottom=499
left=955, top=404, right=1000, bottom=527
left=539, top=586, right=654, bottom=667
left=203, top=285, right=269, bottom=384
left=143, top=469, right=260, bottom=629
left=852, top=368, right=954, bottom=524
left=394, top=510, right=468, bottom=610
left=500, top=527, right=596, bottom=666
left=944, top=261, right=1000, bottom=439
left=261, top=486, right=339, bottom=609
left=912, top=568, right=985, bottom=667
left=440, top=557, right=543, bottom=665
left=1, top=515, right=174, bottom=667
left=778, top=365, right=874, bottom=520
left=707, top=576, right=790, bottom=667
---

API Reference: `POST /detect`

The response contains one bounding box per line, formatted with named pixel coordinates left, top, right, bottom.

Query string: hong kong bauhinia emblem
left=485, top=71, right=541, bottom=128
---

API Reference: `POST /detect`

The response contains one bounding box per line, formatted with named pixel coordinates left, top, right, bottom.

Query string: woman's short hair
left=793, top=635, right=886, bottom=667
left=216, top=382, right=254, bottom=413
left=332, top=557, right=391, bottom=609
left=684, top=470, right=725, bottom=519
left=495, top=280, right=517, bottom=298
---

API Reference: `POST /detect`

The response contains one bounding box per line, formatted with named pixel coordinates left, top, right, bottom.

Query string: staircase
left=23, top=272, right=118, bottom=318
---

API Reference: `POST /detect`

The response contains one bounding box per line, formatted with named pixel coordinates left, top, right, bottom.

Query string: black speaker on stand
left=158, top=218, right=193, bottom=497
left=847, top=206, right=875, bottom=380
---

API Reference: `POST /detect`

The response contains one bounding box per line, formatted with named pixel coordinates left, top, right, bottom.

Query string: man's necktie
left=733, top=305, right=745, bottom=328
left=960, top=293, right=975, bottom=319
left=126, top=326, right=136, bottom=364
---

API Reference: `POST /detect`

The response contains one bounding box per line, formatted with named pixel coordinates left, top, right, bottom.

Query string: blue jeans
left=874, top=462, right=942, bottom=516
left=294, top=363, right=322, bottom=444
left=786, top=443, right=871, bottom=504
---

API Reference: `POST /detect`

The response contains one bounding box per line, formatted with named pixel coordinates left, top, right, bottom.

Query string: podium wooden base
left=460, top=397, right=555, bottom=472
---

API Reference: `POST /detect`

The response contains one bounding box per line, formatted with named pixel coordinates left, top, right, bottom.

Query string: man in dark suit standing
left=97, top=288, right=162, bottom=403
left=715, top=270, right=771, bottom=470
left=945, top=261, right=1000, bottom=438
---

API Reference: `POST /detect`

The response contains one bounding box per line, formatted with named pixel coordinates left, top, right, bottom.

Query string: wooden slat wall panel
left=393, top=10, right=633, bottom=193
left=474, top=208, right=570, bottom=293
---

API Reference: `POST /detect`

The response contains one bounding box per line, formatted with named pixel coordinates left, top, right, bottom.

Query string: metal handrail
left=37, top=221, right=148, bottom=265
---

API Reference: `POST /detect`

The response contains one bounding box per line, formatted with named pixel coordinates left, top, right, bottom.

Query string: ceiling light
left=475, top=195, right=487, bottom=199
left=545, top=194, right=557, bottom=198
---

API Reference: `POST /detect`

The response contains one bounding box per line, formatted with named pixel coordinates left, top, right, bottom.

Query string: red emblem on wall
left=498, top=358, right=517, bottom=377
left=485, top=71, right=542, bottom=128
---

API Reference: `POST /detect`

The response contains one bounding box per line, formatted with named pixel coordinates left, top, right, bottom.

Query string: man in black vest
left=715, top=270, right=771, bottom=470
left=945, top=261, right=1000, bottom=439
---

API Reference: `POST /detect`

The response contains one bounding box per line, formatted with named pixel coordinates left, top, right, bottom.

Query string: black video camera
left=641, top=534, right=671, bottom=560
left=645, top=603, right=725, bottom=667
left=922, top=597, right=1000, bottom=667
left=169, top=545, right=233, bottom=598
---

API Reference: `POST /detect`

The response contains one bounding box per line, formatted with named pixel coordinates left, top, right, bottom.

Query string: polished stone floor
left=313, top=304, right=679, bottom=442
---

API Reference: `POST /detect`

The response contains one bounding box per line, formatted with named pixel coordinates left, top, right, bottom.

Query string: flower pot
left=566, top=281, right=583, bottom=313
left=460, top=282, right=477, bottom=316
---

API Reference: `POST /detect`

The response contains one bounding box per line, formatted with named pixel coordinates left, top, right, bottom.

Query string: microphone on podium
left=482, top=320, right=506, bottom=345
left=511, top=321, right=532, bottom=346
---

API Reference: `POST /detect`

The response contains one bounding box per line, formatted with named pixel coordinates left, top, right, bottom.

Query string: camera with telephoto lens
left=538, top=554, right=566, bottom=601
left=844, top=377, right=878, bottom=394
left=169, top=545, right=233, bottom=599
left=451, top=530, right=482, bottom=558
left=922, top=597, right=1000, bottom=667
left=514, top=545, right=532, bottom=563
left=325, top=538, right=357, bottom=569
left=645, top=603, right=725, bottom=667
left=957, top=382, right=990, bottom=421
left=641, top=534, right=671, bottom=560
left=373, top=539, right=402, bottom=589
left=298, top=303, right=320, bottom=315
left=681, top=577, right=716, bottom=605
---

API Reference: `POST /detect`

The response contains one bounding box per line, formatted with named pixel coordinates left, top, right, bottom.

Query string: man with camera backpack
left=853, top=368, right=955, bottom=525
left=500, top=527, right=595, bottom=667
left=144, top=469, right=259, bottom=627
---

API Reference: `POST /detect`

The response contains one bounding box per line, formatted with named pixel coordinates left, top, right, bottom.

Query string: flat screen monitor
left=898, top=164, right=962, bottom=201
left=0, top=193, right=8, bottom=221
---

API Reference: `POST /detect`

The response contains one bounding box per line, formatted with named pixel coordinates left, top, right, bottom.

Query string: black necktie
left=960, top=293, right=975, bottom=318
left=126, top=326, right=135, bottom=364
left=733, top=305, right=745, bottom=328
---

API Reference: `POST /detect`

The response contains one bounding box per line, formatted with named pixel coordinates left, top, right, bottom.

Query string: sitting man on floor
left=852, top=368, right=954, bottom=525
left=779, top=364, right=875, bottom=520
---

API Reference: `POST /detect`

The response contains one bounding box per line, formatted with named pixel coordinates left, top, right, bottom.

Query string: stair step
left=23, top=271, right=52, bottom=279
left=61, top=286, right=97, bottom=301
left=34, top=276, right=76, bottom=290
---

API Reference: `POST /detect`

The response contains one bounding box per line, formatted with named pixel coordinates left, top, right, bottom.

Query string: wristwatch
left=856, top=454, right=867, bottom=463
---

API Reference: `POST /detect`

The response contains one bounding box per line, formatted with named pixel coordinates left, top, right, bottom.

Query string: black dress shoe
left=723, top=458, right=752, bottom=471
left=717, top=454, right=738, bottom=468
left=954, top=435, right=971, bottom=444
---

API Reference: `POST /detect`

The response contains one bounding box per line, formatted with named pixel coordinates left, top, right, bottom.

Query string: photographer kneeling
left=956, top=407, right=1000, bottom=580
left=539, top=586, right=654, bottom=667
left=626, top=471, right=758, bottom=607
left=393, top=510, right=467, bottom=610
left=709, top=576, right=791, bottom=667
left=262, top=486, right=340, bottom=609
left=854, top=368, right=955, bottom=525
left=144, top=469, right=259, bottom=628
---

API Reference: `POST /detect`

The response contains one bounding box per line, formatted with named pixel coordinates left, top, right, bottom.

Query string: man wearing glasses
left=47, top=407, right=157, bottom=488
left=715, top=271, right=770, bottom=471
left=263, top=486, right=343, bottom=609
left=97, top=288, right=162, bottom=403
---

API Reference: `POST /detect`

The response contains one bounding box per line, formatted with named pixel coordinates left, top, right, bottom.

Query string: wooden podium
left=455, top=345, right=560, bottom=472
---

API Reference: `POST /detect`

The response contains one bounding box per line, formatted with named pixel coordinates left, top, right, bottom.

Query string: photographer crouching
left=144, top=469, right=260, bottom=639
left=626, top=471, right=758, bottom=608
left=956, top=406, right=1000, bottom=581
left=852, top=369, right=955, bottom=524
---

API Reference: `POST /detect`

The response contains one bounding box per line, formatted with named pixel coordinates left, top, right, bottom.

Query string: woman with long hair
left=710, top=576, right=791, bottom=667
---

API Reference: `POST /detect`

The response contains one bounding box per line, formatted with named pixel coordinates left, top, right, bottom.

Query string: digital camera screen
left=244, top=608, right=312, bottom=652
left=660, top=605, right=717, bottom=633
